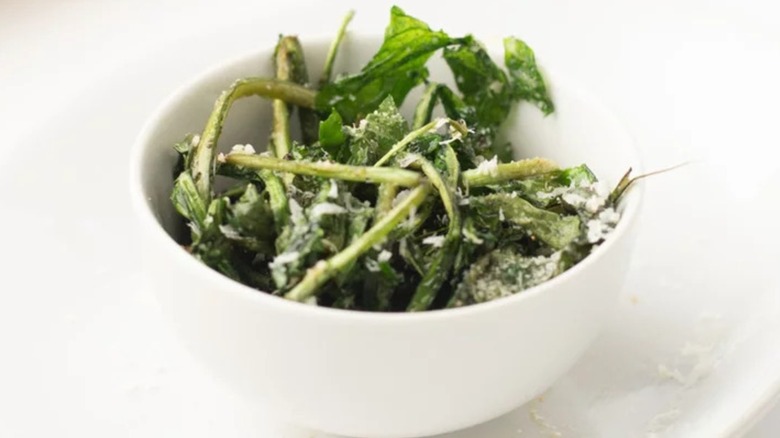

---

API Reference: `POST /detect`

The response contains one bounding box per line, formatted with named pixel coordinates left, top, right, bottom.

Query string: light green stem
left=374, top=118, right=467, bottom=167
left=285, top=184, right=432, bottom=301
left=272, top=39, right=295, bottom=159
left=412, top=83, right=441, bottom=129
left=462, top=157, right=558, bottom=187
left=190, top=78, right=317, bottom=202
left=407, top=154, right=461, bottom=311
left=225, top=154, right=423, bottom=187
left=319, top=10, right=355, bottom=87
left=257, top=170, right=289, bottom=233
left=374, top=183, right=399, bottom=222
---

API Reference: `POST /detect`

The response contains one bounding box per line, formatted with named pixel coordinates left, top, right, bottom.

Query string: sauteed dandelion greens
left=170, top=6, right=637, bottom=312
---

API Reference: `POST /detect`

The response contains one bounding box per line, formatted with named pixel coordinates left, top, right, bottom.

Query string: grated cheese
left=422, top=235, right=446, bottom=248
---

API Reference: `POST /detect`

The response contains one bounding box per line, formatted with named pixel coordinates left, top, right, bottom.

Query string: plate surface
left=1, top=1, right=779, bottom=436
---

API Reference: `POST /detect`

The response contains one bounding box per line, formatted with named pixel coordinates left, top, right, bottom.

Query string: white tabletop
left=3, top=1, right=779, bottom=436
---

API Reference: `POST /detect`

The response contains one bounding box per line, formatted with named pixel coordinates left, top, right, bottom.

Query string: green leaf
left=221, top=184, right=276, bottom=254
left=470, top=193, right=581, bottom=249
left=449, top=248, right=561, bottom=307
left=493, top=164, right=596, bottom=207
left=443, top=36, right=515, bottom=160
left=315, top=6, right=452, bottom=123
left=318, top=110, right=347, bottom=157
left=192, top=197, right=242, bottom=281
left=405, top=151, right=461, bottom=311
left=504, top=36, right=554, bottom=115
left=346, top=96, right=409, bottom=166
left=272, top=181, right=356, bottom=291
left=444, top=36, right=512, bottom=129
left=361, top=250, right=403, bottom=311
left=171, top=171, right=207, bottom=231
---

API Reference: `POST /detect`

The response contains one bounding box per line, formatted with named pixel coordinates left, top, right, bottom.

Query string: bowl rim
left=128, top=33, right=645, bottom=323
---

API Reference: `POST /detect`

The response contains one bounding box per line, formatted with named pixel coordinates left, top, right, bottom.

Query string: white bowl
left=129, top=34, right=642, bottom=438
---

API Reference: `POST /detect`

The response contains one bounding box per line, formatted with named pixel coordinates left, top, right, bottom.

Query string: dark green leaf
left=449, top=247, right=561, bottom=307
left=490, top=164, right=596, bottom=207
left=315, top=6, right=452, bottom=123
left=222, top=184, right=276, bottom=254
left=318, top=110, right=347, bottom=157
left=444, top=36, right=512, bottom=128
left=470, top=193, right=581, bottom=249
left=504, top=36, right=554, bottom=115
left=345, top=96, right=409, bottom=166
left=171, top=171, right=207, bottom=231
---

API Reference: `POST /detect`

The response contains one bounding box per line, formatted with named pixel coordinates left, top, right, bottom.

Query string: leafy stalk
left=608, top=162, right=689, bottom=204
left=374, top=183, right=399, bottom=220
left=225, top=154, right=423, bottom=187
left=276, top=36, right=320, bottom=145
left=190, top=78, right=316, bottom=201
left=257, top=170, right=289, bottom=233
left=470, top=193, right=580, bottom=249
left=462, top=157, right=558, bottom=187
left=315, top=6, right=453, bottom=122
left=272, top=39, right=294, bottom=159
left=412, top=83, right=441, bottom=129
left=373, top=118, right=468, bottom=167
left=319, top=10, right=355, bottom=88
left=407, top=152, right=461, bottom=311
left=285, top=184, right=431, bottom=301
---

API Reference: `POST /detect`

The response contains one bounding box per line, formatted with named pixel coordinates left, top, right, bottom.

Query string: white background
left=2, top=0, right=779, bottom=436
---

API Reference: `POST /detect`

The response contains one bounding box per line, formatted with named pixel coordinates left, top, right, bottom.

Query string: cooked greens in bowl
left=169, top=6, right=635, bottom=312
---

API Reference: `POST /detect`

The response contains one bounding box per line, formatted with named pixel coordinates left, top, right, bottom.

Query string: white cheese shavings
left=365, top=259, right=380, bottom=272
left=268, top=251, right=300, bottom=270
left=434, top=117, right=449, bottom=130
left=585, top=207, right=621, bottom=243
left=310, top=202, right=347, bottom=218
left=288, top=199, right=304, bottom=223
left=585, top=196, right=605, bottom=213
left=229, top=144, right=256, bottom=155
left=398, top=155, right=417, bottom=168
left=422, top=235, right=446, bottom=248
left=392, top=189, right=411, bottom=208
left=562, top=191, right=588, bottom=208
left=474, top=155, right=499, bottom=176
left=218, top=224, right=241, bottom=239
left=327, top=180, right=338, bottom=199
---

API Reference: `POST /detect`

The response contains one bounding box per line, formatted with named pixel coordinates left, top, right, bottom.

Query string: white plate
left=2, top=3, right=780, bottom=437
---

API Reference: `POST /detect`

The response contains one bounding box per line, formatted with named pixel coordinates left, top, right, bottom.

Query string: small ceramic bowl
left=129, top=34, right=642, bottom=438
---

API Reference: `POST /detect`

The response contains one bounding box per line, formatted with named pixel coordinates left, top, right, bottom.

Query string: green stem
left=319, top=10, right=355, bottom=88
left=225, top=154, right=423, bottom=187
left=257, top=170, right=289, bottom=234
left=407, top=154, right=461, bottom=311
left=190, top=77, right=317, bottom=202
left=285, top=184, right=431, bottom=302
left=412, top=83, right=441, bottom=129
left=390, top=198, right=432, bottom=240
left=462, top=157, right=558, bottom=188
left=374, top=183, right=399, bottom=222
left=288, top=39, right=319, bottom=146
left=374, top=118, right=467, bottom=167
left=272, top=39, right=294, bottom=159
